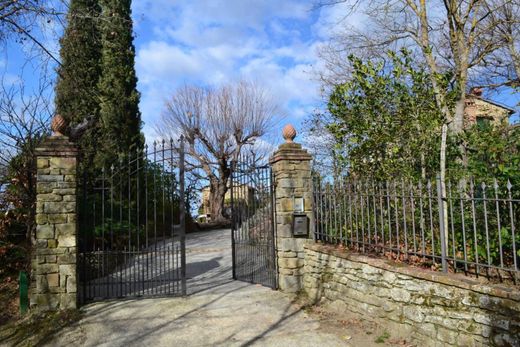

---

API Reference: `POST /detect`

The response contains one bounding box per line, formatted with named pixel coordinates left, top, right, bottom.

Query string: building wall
left=200, top=185, right=253, bottom=216
left=465, top=96, right=511, bottom=127
left=303, top=243, right=520, bottom=347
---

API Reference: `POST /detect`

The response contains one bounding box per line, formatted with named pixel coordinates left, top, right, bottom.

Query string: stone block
left=47, top=273, right=59, bottom=287
left=279, top=199, right=293, bottom=212
left=279, top=268, right=295, bottom=275
left=66, top=276, right=77, bottom=293
left=36, top=275, right=48, bottom=292
left=403, top=305, right=426, bottom=323
left=32, top=293, right=60, bottom=310
left=58, top=234, right=76, bottom=247
left=52, top=188, right=75, bottom=195
left=45, top=255, right=57, bottom=263
left=60, top=293, right=77, bottom=309
left=278, top=257, right=304, bottom=269
left=63, top=195, right=76, bottom=202
left=37, top=182, right=56, bottom=194
left=67, top=213, right=77, bottom=223
left=279, top=238, right=308, bottom=252
left=59, top=264, right=75, bottom=277
left=49, top=286, right=66, bottom=294
left=56, top=182, right=75, bottom=189
left=37, top=158, right=49, bottom=169
left=278, top=178, right=297, bottom=189
left=64, top=174, right=76, bottom=182
left=38, top=174, right=64, bottom=182
left=44, top=201, right=76, bottom=214
left=55, top=223, right=76, bottom=236
left=282, top=251, right=297, bottom=258
left=436, top=327, right=459, bottom=345
left=279, top=275, right=302, bottom=293
left=48, top=239, right=58, bottom=248
left=390, top=287, right=411, bottom=302
left=58, top=253, right=76, bottom=264
left=37, top=193, right=63, bottom=202
left=36, top=224, right=54, bottom=239
left=48, top=214, right=68, bottom=224
left=35, top=263, right=59, bottom=275
left=35, top=214, right=48, bottom=225
left=50, top=157, right=76, bottom=170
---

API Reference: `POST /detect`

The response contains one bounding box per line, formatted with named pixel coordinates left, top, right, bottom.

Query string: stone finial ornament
left=282, top=124, right=297, bottom=143
left=51, top=114, right=67, bottom=137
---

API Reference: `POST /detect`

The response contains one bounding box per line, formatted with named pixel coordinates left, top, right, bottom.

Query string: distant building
left=200, top=184, right=254, bottom=220
left=464, top=88, right=515, bottom=127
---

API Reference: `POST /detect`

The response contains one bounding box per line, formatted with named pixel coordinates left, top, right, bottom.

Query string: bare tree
left=319, top=0, right=518, bottom=131
left=0, top=75, right=52, bottom=239
left=302, top=110, right=346, bottom=180
left=156, top=81, right=281, bottom=222
left=481, top=0, right=520, bottom=88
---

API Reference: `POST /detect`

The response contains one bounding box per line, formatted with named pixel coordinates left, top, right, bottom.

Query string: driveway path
left=47, top=229, right=349, bottom=347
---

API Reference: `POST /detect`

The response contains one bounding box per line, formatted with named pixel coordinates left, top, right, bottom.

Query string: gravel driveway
left=47, top=229, right=349, bottom=347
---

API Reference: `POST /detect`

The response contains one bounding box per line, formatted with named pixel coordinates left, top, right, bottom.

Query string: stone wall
left=31, top=136, right=78, bottom=311
left=303, top=243, right=520, bottom=347
left=270, top=141, right=313, bottom=293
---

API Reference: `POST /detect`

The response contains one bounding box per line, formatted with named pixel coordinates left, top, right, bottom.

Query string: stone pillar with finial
left=31, top=114, right=79, bottom=311
left=270, top=124, right=314, bottom=293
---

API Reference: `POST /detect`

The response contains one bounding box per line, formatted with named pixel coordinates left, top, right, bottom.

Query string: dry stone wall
left=32, top=136, right=78, bottom=311
left=303, top=243, right=520, bottom=346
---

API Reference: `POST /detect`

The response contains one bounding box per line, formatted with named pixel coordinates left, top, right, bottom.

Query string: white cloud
left=134, top=0, right=345, bottom=141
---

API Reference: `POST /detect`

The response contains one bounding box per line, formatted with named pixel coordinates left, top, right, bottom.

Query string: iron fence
left=313, top=175, right=520, bottom=283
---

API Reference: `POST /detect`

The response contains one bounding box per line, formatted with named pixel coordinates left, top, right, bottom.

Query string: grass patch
left=375, top=330, right=390, bottom=343
left=0, top=309, right=82, bottom=347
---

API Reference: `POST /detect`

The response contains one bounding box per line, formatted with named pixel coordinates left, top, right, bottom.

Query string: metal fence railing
left=313, top=175, right=520, bottom=283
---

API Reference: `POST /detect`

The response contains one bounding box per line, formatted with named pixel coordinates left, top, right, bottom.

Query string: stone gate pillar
left=270, top=125, right=313, bottom=293
left=32, top=118, right=78, bottom=311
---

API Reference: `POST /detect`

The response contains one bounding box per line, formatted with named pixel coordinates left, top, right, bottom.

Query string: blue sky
left=131, top=0, right=344, bottom=143
left=1, top=0, right=519, bottom=145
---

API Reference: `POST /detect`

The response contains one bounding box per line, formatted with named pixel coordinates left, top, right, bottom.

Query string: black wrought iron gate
left=231, top=156, right=277, bottom=289
left=78, top=139, right=186, bottom=304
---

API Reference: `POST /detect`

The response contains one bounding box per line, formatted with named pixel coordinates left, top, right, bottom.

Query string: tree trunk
left=439, top=123, right=449, bottom=251
left=450, top=97, right=466, bottom=135
left=208, top=164, right=231, bottom=222
left=208, top=179, right=226, bottom=222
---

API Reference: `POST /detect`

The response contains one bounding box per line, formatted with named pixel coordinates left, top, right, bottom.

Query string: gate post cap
left=51, top=114, right=67, bottom=137
left=282, top=124, right=297, bottom=143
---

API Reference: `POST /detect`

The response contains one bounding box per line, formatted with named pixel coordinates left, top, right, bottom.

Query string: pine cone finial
left=51, top=114, right=67, bottom=137
left=282, top=124, right=297, bottom=143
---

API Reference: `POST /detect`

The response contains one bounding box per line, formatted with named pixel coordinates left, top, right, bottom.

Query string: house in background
left=464, top=88, right=516, bottom=127
left=199, top=184, right=254, bottom=222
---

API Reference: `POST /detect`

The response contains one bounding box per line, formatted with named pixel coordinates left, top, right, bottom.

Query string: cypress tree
left=98, top=0, right=143, bottom=164
left=55, top=0, right=102, bottom=171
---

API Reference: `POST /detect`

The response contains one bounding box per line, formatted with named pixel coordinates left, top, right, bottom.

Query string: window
left=476, top=117, right=491, bottom=128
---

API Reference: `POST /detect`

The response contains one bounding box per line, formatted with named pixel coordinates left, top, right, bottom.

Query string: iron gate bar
left=231, top=155, right=277, bottom=289
left=79, top=137, right=187, bottom=304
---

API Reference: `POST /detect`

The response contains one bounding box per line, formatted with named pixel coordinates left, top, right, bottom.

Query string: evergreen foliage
left=55, top=0, right=143, bottom=170
left=324, top=49, right=520, bottom=185
left=98, top=0, right=143, bottom=165
left=327, top=50, right=447, bottom=181
left=55, top=0, right=102, bottom=171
